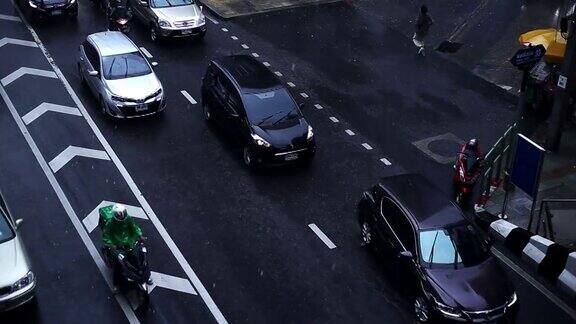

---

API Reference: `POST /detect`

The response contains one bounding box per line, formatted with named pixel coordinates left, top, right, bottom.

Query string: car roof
left=378, top=174, right=465, bottom=230
left=213, top=55, right=282, bottom=92
left=87, top=31, right=139, bottom=57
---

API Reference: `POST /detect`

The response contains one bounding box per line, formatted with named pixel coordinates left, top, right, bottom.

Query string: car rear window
left=102, top=52, right=151, bottom=80
left=0, top=209, right=14, bottom=244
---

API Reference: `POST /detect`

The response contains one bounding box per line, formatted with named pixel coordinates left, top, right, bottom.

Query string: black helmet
left=467, top=138, right=478, bottom=150
left=421, top=5, right=428, bottom=14
left=112, top=204, right=128, bottom=221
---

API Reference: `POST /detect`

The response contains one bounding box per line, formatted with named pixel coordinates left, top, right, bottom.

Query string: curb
left=488, top=218, right=575, bottom=300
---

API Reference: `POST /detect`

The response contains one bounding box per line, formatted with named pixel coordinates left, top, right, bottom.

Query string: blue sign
left=510, top=134, right=545, bottom=198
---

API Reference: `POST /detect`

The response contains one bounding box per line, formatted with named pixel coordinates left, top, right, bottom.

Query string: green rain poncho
left=100, top=205, right=143, bottom=250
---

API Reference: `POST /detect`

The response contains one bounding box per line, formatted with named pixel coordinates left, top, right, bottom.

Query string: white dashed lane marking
left=300, top=92, right=308, bottom=98
left=241, top=44, right=249, bottom=49
left=251, top=53, right=259, bottom=58
left=205, top=15, right=219, bottom=24
left=308, top=224, right=337, bottom=249
left=139, top=47, right=153, bottom=58
left=362, top=143, right=373, bottom=150
left=314, top=104, right=323, bottom=110
left=263, top=62, right=270, bottom=67
left=221, top=28, right=228, bottom=32
left=274, top=71, right=283, bottom=77
left=329, top=117, right=339, bottom=123
left=180, top=90, right=197, bottom=104
left=345, top=129, right=355, bottom=136
left=287, top=82, right=296, bottom=88
left=231, top=36, right=238, bottom=40
left=380, top=157, right=392, bottom=165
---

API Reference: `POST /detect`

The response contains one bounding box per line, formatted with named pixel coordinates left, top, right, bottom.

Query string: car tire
left=242, top=146, right=256, bottom=169
left=202, top=102, right=212, bottom=121
left=78, top=64, right=86, bottom=85
left=360, top=220, right=373, bottom=247
left=150, top=25, right=159, bottom=42
left=414, top=296, right=431, bottom=323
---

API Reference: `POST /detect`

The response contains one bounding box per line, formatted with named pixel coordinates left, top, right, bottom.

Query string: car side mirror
left=139, top=0, right=148, bottom=6
left=399, top=250, right=413, bottom=259
left=15, top=219, right=23, bottom=229
left=88, top=70, right=99, bottom=77
left=199, top=5, right=203, bottom=11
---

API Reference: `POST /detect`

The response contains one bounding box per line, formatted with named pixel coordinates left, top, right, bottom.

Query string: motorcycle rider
left=462, top=138, right=481, bottom=174
left=102, top=204, right=152, bottom=289
left=107, top=0, right=130, bottom=31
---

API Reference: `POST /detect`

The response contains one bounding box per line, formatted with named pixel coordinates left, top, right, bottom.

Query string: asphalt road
left=0, top=0, right=573, bottom=323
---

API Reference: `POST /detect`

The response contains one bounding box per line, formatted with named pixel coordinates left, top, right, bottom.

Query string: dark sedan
left=19, top=0, right=78, bottom=20
left=201, top=55, right=315, bottom=168
left=357, top=174, right=517, bottom=323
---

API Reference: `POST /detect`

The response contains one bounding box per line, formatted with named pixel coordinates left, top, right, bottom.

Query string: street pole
left=546, top=18, right=576, bottom=151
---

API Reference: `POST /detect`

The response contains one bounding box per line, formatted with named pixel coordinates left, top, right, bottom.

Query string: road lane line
left=329, top=117, right=339, bottom=123
left=251, top=52, right=259, bottom=58
left=221, top=28, right=228, bottom=32
left=263, top=62, right=270, bottom=67
left=151, top=61, right=158, bottom=66
left=314, top=104, right=323, bottom=110
left=0, top=37, right=37, bottom=48
left=48, top=146, right=110, bottom=173
left=0, top=14, right=21, bottom=22
left=205, top=15, right=219, bottom=24
left=308, top=224, right=336, bottom=249
left=139, top=47, right=153, bottom=58
left=345, top=129, right=355, bottom=136
left=1, top=67, right=57, bottom=86
left=181, top=90, right=197, bottom=104
left=300, top=92, right=308, bottom=98
left=149, top=271, right=197, bottom=295
left=231, top=36, right=238, bottom=40
left=0, top=84, right=140, bottom=324
left=362, top=143, right=373, bottom=150
left=83, top=201, right=148, bottom=234
left=241, top=44, right=249, bottom=49
left=287, top=82, right=295, bottom=88
left=16, top=8, right=228, bottom=323
left=380, top=157, right=392, bottom=165
left=274, top=71, right=283, bottom=77
left=22, top=102, right=82, bottom=125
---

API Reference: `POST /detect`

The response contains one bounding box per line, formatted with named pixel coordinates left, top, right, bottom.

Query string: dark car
left=357, top=174, right=517, bottom=323
left=201, top=55, right=316, bottom=168
left=19, top=0, right=78, bottom=20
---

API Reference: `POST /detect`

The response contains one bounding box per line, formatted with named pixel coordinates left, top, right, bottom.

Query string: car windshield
left=0, top=209, right=15, bottom=244
left=419, top=223, right=489, bottom=268
left=150, top=0, right=194, bottom=8
left=243, top=88, right=299, bottom=126
left=102, top=52, right=151, bottom=80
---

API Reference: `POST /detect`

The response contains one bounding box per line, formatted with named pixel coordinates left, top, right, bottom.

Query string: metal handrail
left=534, top=198, right=576, bottom=240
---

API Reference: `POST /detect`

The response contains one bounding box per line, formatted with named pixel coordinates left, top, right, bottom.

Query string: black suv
left=357, top=174, right=517, bottom=323
left=201, top=55, right=316, bottom=168
left=20, top=0, right=78, bottom=20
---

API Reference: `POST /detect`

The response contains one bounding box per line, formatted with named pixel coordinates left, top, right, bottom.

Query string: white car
left=129, top=0, right=207, bottom=41
left=0, top=192, right=35, bottom=312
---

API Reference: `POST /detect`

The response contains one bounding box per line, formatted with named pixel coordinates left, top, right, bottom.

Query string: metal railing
left=533, top=198, right=576, bottom=240
left=477, top=123, right=518, bottom=206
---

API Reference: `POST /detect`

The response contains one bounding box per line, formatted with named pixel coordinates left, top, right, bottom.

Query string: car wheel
left=203, top=102, right=212, bottom=121
left=360, top=221, right=373, bottom=247
left=150, top=26, right=158, bottom=42
left=414, top=296, right=430, bottom=323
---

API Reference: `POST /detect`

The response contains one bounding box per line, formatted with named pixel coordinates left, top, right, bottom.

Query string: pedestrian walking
left=413, top=5, right=434, bottom=56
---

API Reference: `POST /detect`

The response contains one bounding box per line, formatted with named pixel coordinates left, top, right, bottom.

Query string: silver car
left=0, top=192, right=35, bottom=312
left=78, top=31, right=165, bottom=118
left=128, top=0, right=207, bottom=41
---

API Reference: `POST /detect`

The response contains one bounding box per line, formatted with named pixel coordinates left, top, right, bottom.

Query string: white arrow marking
left=149, top=271, right=197, bottom=295
left=83, top=200, right=148, bottom=234
left=0, top=14, right=21, bottom=22
left=49, top=146, right=110, bottom=173
left=22, top=102, right=81, bottom=125
left=1, top=67, right=57, bottom=86
left=0, top=37, right=37, bottom=49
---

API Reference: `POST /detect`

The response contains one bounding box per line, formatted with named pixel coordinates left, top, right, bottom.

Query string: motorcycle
left=452, top=141, right=483, bottom=206
left=107, top=5, right=132, bottom=34
left=112, top=17, right=131, bottom=34
left=98, top=207, right=150, bottom=304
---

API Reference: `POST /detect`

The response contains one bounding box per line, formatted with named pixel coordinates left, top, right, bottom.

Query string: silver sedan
left=78, top=31, right=165, bottom=118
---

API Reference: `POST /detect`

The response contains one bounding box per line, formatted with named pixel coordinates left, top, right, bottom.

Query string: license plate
left=181, top=29, right=193, bottom=35
left=285, top=153, right=298, bottom=161
left=135, top=104, right=148, bottom=112
left=51, top=10, right=62, bottom=15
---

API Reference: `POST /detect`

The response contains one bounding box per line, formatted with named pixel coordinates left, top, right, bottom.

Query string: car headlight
left=28, top=0, right=38, bottom=8
left=12, top=271, right=34, bottom=292
left=307, top=125, right=314, bottom=141
left=434, top=299, right=462, bottom=319
left=158, top=19, right=171, bottom=28
left=507, top=292, right=517, bottom=307
left=251, top=133, right=270, bottom=147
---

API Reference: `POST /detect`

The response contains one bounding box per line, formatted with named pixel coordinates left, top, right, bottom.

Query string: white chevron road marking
left=22, top=102, right=81, bottom=125
left=1, top=67, right=57, bottom=86
left=149, top=271, right=197, bottom=295
left=0, top=37, right=37, bottom=48
left=48, top=146, right=110, bottom=173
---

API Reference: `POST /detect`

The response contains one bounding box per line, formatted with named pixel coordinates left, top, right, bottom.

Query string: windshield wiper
left=450, top=238, right=459, bottom=270
left=257, top=110, right=284, bottom=126
left=428, top=231, right=439, bottom=269
left=107, top=57, right=117, bottom=79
